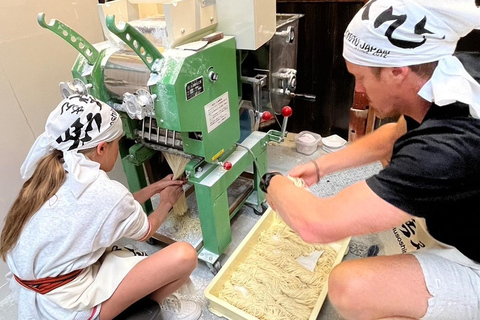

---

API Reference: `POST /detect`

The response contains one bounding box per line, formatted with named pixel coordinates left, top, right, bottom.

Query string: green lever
left=105, top=15, right=164, bottom=73
left=37, top=13, right=99, bottom=65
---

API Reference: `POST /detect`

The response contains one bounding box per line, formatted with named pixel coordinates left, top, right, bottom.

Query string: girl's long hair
left=1, top=150, right=65, bottom=260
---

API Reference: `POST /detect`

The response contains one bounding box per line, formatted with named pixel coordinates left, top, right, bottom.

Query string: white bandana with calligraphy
left=21, top=95, right=124, bottom=197
left=343, top=0, right=480, bottom=118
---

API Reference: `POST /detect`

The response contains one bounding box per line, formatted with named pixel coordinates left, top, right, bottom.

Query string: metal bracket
left=267, top=130, right=285, bottom=143
left=125, top=143, right=157, bottom=166
left=275, top=26, right=295, bottom=44
left=241, top=74, right=268, bottom=131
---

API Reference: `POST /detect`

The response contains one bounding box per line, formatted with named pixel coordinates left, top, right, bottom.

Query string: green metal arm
left=37, top=13, right=99, bottom=65
left=105, top=15, right=164, bottom=72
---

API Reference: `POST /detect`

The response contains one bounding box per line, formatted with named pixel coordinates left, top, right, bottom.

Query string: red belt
left=14, top=269, right=83, bottom=294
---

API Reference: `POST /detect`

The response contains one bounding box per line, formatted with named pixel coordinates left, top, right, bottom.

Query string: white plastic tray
left=204, top=208, right=350, bottom=320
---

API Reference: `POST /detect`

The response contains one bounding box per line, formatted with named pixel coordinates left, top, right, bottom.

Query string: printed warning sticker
left=205, top=92, right=230, bottom=133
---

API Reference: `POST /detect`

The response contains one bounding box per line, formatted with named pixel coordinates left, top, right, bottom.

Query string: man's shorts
left=412, top=251, right=480, bottom=320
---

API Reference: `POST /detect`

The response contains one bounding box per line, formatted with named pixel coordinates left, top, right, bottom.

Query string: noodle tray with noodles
left=205, top=207, right=350, bottom=320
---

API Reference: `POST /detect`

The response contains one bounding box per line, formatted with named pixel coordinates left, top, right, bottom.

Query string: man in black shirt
left=264, top=0, right=480, bottom=319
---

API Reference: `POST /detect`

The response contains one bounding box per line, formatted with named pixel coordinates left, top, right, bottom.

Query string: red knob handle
left=281, top=106, right=293, bottom=117
left=262, top=111, right=273, bottom=121
left=223, top=161, right=232, bottom=171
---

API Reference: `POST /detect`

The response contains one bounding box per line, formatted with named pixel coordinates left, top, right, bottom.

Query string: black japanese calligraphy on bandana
left=56, top=112, right=103, bottom=151
left=361, top=0, right=444, bottom=49
left=55, top=95, right=107, bottom=151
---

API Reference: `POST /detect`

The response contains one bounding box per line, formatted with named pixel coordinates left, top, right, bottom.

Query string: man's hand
left=289, top=160, right=320, bottom=186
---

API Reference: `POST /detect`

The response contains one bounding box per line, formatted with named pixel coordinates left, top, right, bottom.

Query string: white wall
left=0, top=0, right=128, bottom=300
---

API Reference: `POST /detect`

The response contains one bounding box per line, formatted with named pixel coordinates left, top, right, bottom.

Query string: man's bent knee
left=328, top=260, right=371, bottom=319
left=328, top=261, right=355, bottom=306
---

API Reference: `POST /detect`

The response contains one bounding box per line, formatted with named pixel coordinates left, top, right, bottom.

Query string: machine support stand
left=196, top=185, right=232, bottom=258
left=187, top=131, right=271, bottom=273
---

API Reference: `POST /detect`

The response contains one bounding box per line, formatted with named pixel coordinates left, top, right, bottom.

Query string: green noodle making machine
left=37, top=0, right=306, bottom=272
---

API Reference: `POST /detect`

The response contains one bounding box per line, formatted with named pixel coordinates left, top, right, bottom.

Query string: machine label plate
left=204, top=92, right=230, bottom=133
left=185, top=76, right=204, bottom=101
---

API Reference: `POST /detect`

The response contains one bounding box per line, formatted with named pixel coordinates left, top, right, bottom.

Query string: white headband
left=21, top=95, right=124, bottom=197
left=343, top=0, right=480, bottom=118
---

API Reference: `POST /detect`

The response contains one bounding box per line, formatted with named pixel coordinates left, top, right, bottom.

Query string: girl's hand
left=152, top=174, right=184, bottom=194
left=159, top=184, right=184, bottom=209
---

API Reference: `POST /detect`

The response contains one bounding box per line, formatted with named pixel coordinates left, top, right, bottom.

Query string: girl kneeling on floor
left=1, top=94, right=202, bottom=320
